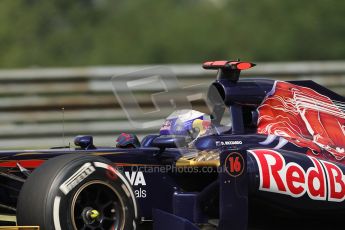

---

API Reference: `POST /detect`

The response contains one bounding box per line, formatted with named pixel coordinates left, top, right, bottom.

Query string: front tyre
left=17, top=154, right=137, bottom=230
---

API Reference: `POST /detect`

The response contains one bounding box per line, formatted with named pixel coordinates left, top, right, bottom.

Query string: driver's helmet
left=160, top=109, right=211, bottom=137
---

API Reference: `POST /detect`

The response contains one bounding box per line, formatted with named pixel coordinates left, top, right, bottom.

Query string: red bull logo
left=250, top=149, right=345, bottom=202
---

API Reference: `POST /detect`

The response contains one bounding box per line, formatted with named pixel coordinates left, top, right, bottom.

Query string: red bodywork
left=258, top=81, right=345, bottom=162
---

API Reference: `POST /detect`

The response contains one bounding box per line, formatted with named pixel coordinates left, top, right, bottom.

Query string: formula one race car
left=1, top=60, right=345, bottom=230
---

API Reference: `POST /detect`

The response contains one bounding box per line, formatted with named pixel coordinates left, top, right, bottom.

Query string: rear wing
left=203, top=60, right=256, bottom=82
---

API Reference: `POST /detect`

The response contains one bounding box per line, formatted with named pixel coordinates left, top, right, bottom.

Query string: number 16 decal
left=225, top=152, right=245, bottom=177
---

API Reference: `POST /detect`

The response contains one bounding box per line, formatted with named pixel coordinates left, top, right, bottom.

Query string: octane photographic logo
left=249, top=149, right=345, bottom=202
left=111, top=67, right=224, bottom=132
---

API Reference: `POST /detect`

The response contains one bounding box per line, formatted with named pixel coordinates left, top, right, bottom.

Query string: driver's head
left=192, top=119, right=211, bottom=136
left=159, top=109, right=210, bottom=138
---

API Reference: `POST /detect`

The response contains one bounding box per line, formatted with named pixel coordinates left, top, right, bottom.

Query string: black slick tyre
left=17, top=154, right=138, bottom=230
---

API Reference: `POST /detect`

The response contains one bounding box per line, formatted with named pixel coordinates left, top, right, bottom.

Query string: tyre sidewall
left=44, top=157, right=137, bottom=230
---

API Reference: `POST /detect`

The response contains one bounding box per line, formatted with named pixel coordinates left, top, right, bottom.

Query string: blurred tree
left=0, top=0, right=344, bottom=67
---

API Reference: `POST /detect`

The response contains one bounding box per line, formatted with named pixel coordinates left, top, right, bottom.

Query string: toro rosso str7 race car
left=0, top=60, right=345, bottom=230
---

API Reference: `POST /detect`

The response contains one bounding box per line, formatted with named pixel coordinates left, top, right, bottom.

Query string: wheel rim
left=71, top=180, right=125, bottom=230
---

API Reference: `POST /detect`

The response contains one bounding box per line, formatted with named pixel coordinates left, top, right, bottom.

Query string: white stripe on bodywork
left=273, top=137, right=289, bottom=149
left=259, top=134, right=277, bottom=145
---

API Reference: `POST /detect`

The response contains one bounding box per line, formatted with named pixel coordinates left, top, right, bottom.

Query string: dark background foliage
left=0, top=0, right=344, bottom=67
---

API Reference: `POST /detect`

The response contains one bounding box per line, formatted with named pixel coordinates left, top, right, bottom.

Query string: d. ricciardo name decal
left=216, top=140, right=243, bottom=147
left=249, top=149, right=345, bottom=202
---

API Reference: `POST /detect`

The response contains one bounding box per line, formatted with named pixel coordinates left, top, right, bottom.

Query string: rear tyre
left=17, top=154, right=137, bottom=230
